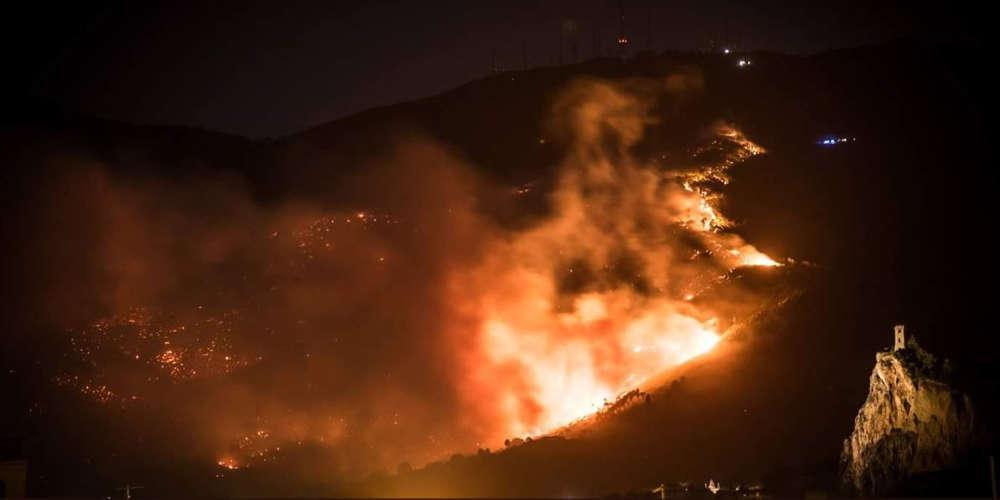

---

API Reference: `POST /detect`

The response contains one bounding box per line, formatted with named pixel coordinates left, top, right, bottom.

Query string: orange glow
left=50, top=76, right=785, bottom=473
left=473, top=292, right=724, bottom=437
left=739, top=252, right=782, bottom=267
left=454, top=83, right=780, bottom=442
left=729, top=245, right=782, bottom=267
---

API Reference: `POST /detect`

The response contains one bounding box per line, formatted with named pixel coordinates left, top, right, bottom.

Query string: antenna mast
left=616, top=0, right=629, bottom=56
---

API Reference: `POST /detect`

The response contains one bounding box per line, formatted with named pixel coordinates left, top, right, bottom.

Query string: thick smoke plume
left=25, top=74, right=777, bottom=485
left=455, top=77, right=776, bottom=439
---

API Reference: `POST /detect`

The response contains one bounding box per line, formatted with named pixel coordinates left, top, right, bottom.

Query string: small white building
left=893, top=325, right=906, bottom=351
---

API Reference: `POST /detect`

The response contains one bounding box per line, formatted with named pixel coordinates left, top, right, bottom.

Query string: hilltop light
left=818, top=136, right=857, bottom=146
left=737, top=59, right=751, bottom=67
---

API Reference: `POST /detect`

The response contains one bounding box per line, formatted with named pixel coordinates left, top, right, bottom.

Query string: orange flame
left=454, top=80, right=779, bottom=442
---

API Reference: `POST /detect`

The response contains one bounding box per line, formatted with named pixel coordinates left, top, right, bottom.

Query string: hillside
left=2, top=41, right=994, bottom=497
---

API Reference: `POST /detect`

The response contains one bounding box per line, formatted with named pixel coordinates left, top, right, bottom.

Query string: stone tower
left=893, top=324, right=905, bottom=351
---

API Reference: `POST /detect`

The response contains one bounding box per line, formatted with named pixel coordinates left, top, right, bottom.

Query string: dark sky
left=7, top=1, right=984, bottom=138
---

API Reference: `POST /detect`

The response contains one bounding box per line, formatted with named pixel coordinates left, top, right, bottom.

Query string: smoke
left=34, top=143, right=498, bottom=478
left=453, top=77, right=777, bottom=439
left=22, top=73, right=778, bottom=487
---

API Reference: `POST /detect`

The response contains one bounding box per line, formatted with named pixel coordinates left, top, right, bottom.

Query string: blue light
left=817, top=135, right=855, bottom=146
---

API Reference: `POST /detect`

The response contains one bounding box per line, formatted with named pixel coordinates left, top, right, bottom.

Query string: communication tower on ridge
left=616, top=0, right=630, bottom=56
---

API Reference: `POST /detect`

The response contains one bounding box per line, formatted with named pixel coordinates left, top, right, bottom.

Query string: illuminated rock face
left=840, top=344, right=973, bottom=495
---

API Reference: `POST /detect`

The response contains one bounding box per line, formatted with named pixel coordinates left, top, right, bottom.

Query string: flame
left=48, top=75, right=783, bottom=472
left=736, top=250, right=782, bottom=267
left=473, top=291, right=724, bottom=437
left=455, top=80, right=780, bottom=442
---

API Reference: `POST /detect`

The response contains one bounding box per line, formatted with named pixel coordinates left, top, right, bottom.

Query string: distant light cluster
left=818, top=136, right=857, bottom=146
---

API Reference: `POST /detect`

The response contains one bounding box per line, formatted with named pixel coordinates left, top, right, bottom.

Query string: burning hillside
left=21, top=72, right=784, bottom=485
left=3, top=38, right=994, bottom=498
left=456, top=78, right=781, bottom=439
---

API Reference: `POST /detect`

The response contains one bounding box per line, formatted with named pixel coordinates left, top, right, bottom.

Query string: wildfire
left=736, top=250, right=782, bottom=267
left=474, top=291, right=726, bottom=436
left=49, top=75, right=784, bottom=474
left=459, top=80, right=781, bottom=442
left=57, top=306, right=257, bottom=407
left=479, top=300, right=723, bottom=434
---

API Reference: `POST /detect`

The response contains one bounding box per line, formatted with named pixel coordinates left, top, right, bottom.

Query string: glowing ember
left=47, top=74, right=783, bottom=473
left=456, top=80, right=781, bottom=441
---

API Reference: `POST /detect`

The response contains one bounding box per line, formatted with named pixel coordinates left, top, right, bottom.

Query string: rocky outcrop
left=840, top=339, right=973, bottom=495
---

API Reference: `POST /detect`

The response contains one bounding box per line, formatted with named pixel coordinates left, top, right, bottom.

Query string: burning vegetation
left=457, top=80, right=780, bottom=439
left=32, top=73, right=781, bottom=482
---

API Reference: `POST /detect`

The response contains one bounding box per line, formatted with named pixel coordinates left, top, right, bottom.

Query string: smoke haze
left=14, top=74, right=780, bottom=487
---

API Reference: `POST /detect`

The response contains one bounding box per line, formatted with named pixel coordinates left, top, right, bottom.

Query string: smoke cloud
left=22, top=74, right=778, bottom=487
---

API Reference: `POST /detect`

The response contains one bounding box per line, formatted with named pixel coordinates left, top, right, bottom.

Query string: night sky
left=7, top=1, right=984, bottom=137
